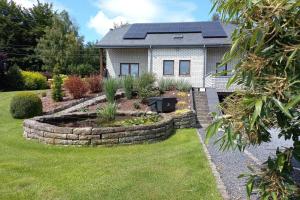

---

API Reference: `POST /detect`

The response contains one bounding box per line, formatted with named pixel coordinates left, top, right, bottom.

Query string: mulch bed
left=84, top=90, right=191, bottom=113
left=40, top=89, right=99, bottom=113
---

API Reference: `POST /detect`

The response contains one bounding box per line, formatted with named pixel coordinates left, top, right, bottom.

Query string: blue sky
left=14, top=0, right=214, bottom=42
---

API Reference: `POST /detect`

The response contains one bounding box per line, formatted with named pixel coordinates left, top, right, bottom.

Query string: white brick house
left=97, top=21, right=238, bottom=92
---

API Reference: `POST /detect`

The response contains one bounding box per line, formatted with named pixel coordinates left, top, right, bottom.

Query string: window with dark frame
left=179, top=60, right=190, bottom=76
left=120, top=63, right=139, bottom=77
left=163, top=60, right=174, bottom=75
left=216, top=62, right=228, bottom=76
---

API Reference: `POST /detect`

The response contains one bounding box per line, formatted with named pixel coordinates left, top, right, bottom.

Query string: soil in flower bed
left=83, top=90, right=190, bottom=113
left=39, top=90, right=100, bottom=113
left=45, top=115, right=162, bottom=128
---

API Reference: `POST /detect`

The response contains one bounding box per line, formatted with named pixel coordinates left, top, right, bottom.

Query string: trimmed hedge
left=21, top=71, right=48, bottom=90
left=10, top=92, right=43, bottom=119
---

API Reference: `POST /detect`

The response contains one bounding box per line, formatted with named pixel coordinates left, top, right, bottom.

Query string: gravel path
left=198, top=128, right=300, bottom=200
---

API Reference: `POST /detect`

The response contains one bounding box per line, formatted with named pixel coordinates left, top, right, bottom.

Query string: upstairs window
left=179, top=60, right=190, bottom=76
left=163, top=60, right=174, bottom=75
left=120, top=63, right=139, bottom=77
left=216, top=62, right=228, bottom=76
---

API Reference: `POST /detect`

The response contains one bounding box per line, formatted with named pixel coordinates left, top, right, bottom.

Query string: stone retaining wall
left=23, top=111, right=196, bottom=146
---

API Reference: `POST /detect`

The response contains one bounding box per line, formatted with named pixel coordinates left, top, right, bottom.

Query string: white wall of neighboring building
left=106, top=48, right=148, bottom=77
left=151, top=48, right=205, bottom=88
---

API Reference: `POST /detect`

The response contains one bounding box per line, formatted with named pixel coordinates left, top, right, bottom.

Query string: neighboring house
left=97, top=21, right=238, bottom=92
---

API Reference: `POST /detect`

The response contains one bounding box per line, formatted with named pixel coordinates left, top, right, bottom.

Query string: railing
left=205, top=72, right=240, bottom=92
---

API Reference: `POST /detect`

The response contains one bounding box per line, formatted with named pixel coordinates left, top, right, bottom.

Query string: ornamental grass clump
left=97, top=103, right=117, bottom=122
left=175, top=80, right=192, bottom=92
left=103, top=78, right=119, bottom=103
left=158, top=78, right=175, bottom=93
left=123, top=75, right=134, bottom=99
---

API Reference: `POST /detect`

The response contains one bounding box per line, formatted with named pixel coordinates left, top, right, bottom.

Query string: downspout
left=203, top=45, right=207, bottom=89
left=149, top=45, right=153, bottom=73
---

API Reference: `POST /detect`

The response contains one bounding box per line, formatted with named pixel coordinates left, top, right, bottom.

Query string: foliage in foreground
left=207, top=0, right=300, bottom=199
left=10, top=92, right=42, bottom=119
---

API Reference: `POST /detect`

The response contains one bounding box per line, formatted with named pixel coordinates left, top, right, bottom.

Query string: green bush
left=104, top=78, right=119, bottom=103
left=6, top=65, right=23, bottom=90
left=175, top=80, right=192, bottom=92
left=158, top=78, right=175, bottom=93
left=21, top=71, right=48, bottom=90
left=136, top=73, right=156, bottom=101
left=52, top=74, right=63, bottom=102
left=97, top=103, right=117, bottom=122
left=123, top=76, right=134, bottom=99
left=69, top=64, right=97, bottom=77
left=10, top=92, right=43, bottom=119
left=137, top=73, right=156, bottom=89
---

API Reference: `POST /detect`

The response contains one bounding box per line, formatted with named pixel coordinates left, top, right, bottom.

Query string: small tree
left=206, top=0, right=300, bottom=199
left=51, top=65, right=63, bottom=102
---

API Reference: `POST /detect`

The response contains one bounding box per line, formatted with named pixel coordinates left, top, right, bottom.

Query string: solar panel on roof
left=123, top=21, right=227, bottom=39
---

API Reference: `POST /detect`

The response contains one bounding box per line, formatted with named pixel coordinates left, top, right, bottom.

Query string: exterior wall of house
left=106, top=48, right=148, bottom=77
left=205, top=47, right=239, bottom=92
left=151, top=48, right=205, bottom=88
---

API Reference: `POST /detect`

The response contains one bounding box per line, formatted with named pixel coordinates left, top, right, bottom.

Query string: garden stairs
left=193, top=90, right=212, bottom=128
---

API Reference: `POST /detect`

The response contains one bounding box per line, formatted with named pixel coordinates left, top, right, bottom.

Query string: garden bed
left=81, top=90, right=191, bottom=113
left=23, top=110, right=196, bottom=146
left=39, top=89, right=101, bottom=114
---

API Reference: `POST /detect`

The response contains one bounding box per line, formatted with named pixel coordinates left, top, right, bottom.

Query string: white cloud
left=88, top=0, right=197, bottom=36
left=12, top=0, right=67, bottom=11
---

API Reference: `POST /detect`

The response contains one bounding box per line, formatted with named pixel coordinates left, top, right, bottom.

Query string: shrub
left=64, top=76, right=88, bottom=99
left=97, top=103, right=117, bottom=122
left=133, top=102, right=140, bottom=109
left=139, top=88, right=160, bottom=103
left=41, top=91, right=47, bottom=97
left=69, top=64, right=97, bottom=77
left=6, top=65, right=23, bottom=90
left=158, top=78, right=175, bottom=93
left=137, top=73, right=156, bottom=89
left=86, top=75, right=102, bottom=93
left=10, top=92, right=43, bottom=119
left=175, top=80, right=192, bottom=92
left=21, top=71, right=48, bottom=90
left=123, top=76, right=134, bottom=99
left=103, top=78, right=119, bottom=103
left=136, top=73, right=156, bottom=101
left=52, top=74, right=63, bottom=102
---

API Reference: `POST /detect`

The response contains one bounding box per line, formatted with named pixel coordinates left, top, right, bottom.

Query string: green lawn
left=0, top=91, right=221, bottom=200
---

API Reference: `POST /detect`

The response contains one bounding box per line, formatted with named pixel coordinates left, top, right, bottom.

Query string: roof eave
left=96, top=43, right=232, bottom=49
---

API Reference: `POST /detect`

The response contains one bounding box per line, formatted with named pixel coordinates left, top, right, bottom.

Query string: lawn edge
left=196, top=128, right=230, bottom=200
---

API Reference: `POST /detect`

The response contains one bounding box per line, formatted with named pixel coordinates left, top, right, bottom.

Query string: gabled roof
left=97, top=21, right=235, bottom=48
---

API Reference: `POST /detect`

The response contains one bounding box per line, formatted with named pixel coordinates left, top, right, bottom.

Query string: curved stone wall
left=23, top=111, right=196, bottom=146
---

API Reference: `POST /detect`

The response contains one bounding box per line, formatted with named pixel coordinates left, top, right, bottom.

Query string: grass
left=0, top=91, right=222, bottom=200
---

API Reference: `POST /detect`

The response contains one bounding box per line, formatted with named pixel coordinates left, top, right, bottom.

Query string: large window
left=179, top=60, right=190, bottom=76
left=163, top=60, right=174, bottom=75
left=216, top=62, right=228, bottom=76
left=120, top=63, right=139, bottom=77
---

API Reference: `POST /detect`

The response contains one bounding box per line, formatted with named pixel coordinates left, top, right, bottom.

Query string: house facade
left=97, top=21, right=238, bottom=92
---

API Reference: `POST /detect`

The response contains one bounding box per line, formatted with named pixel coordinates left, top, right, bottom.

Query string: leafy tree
left=206, top=0, right=300, bottom=199
left=0, top=0, right=53, bottom=71
left=35, top=11, right=83, bottom=74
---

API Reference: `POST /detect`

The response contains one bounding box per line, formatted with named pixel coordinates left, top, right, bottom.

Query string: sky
left=13, top=0, right=214, bottom=43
